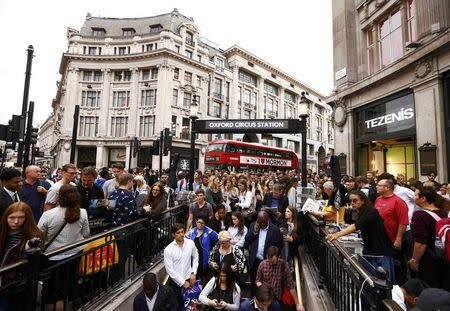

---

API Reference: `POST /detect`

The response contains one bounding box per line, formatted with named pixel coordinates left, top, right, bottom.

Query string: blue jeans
left=360, top=254, right=396, bottom=284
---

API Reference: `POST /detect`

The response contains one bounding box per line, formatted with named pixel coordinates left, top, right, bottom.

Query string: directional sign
left=193, top=119, right=305, bottom=134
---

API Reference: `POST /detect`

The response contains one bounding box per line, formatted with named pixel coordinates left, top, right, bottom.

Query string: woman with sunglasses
left=325, top=190, right=396, bottom=283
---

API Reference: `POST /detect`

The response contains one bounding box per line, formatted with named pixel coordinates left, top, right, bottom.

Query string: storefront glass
left=354, top=91, right=417, bottom=178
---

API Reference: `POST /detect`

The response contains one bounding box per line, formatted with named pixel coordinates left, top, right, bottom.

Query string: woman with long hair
left=326, top=190, right=396, bottom=283
left=278, top=206, right=302, bottom=262
left=206, top=175, right=225, bottom=212
left=222, top=177, right=239, bottom=214
left=0, top=202, right=44, bottom=266
left=38, top=184, right=90, bottom=311
left=227, top=211, right=248, bottom=249
left=142, top=182, right=167, bottom=217
left=235, top=180, right=253, bottom=211
left=199, top=263, right=241, bottom=310
left=0, top=203, right=44, bottom=310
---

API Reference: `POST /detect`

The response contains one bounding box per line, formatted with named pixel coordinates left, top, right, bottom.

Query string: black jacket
left=133, top=284, right=178, bottom=311
left=244, top=222, right=283, bottom=269
left=0, top=188, right=19, bottom=219
left=262, top=193, right=289, bottom=215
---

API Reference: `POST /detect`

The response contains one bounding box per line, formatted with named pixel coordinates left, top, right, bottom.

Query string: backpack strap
left=422, top=209, right=442, bottom=222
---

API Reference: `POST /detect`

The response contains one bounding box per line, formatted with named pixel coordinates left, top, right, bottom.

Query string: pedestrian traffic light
left=30, top=127, right=39, bottom=145
left=9, top=115, right=25, bottom=142
left=0, top=124, right=8, bottom=141
left=133, top=137, right=141, bottom=157
left=152, top=139, right=160, bottom=155
left=163, top=128, right=172, bottom=156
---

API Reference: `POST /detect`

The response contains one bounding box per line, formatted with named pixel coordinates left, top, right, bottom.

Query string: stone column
left=257, top=77, right=265, bottom=118
left=96, top=144, right=105, bottom=168
left=128, top=67, right=139, bottom=137
left=279, top=88, right=285, bottom=118
left=230, top=65, right=239, bottom=120
left=98, top=69, right=111, bottom=137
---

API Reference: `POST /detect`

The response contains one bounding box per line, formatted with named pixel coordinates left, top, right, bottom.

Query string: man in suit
left=245, top=211, right=283, bottom=292
left=133, top=272, right=178, bottom=311
left=261, top=183, right=289, bottom=220
left=0, top=167, right=23, bottom=218
left=239, top=284, right=281, bottom=311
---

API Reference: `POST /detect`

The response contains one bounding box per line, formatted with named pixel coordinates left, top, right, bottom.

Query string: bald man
left=133, top=272, right=178, bottom=311
left=245, top=211, right=283, bottom=292
left=22, top=165, right=51, bottom=222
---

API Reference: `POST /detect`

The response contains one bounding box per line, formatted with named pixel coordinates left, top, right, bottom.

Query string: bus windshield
left=206, top=143, right=225, bottom=152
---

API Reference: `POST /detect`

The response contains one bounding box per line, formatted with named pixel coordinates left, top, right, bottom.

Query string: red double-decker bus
left=204, top=139, right=299, bottom=172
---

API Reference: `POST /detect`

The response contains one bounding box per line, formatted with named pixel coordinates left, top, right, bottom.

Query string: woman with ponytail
left=38, top=184, right=90, bottom=311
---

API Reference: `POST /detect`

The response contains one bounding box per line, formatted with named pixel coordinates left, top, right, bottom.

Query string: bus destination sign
left=193, top=119, right=303, bottom=134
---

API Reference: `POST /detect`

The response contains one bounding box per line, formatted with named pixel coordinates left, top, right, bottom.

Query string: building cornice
left=59, top=48, right=214, bottom=74
left=224, top=45, right=325, bottom=99
left=327, top=29, right=450, bottom=105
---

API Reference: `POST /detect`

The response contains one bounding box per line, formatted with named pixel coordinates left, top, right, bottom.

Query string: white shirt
left=164, top=238, right=199, bottom=286
left=145, top=286, right=159, bottom=311
left=4, top=187, right=20, bottom=202
left=256, top=226, right=269, bottom=260
left=238, top=191, right=253, bottom=209
left=228, top=225, right=248, bottom=248
left=199, top=277, right=241, bottom=310
left=394, top=185, right=418, bottom=231
left=391, top=285, right=407, bottom=311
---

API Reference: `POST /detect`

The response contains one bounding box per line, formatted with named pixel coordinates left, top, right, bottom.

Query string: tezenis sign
left=365, top=108, right=414, bottom=129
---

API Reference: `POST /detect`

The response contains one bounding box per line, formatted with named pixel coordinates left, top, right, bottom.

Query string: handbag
left=79, top=235, right=119, bottom=275
left=280, top=260, right=295, bottom=306
left=45, top=221, right=67, bottom=250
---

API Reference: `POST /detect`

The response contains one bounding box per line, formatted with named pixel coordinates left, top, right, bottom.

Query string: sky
left=0, top=0, right=333, bottom=126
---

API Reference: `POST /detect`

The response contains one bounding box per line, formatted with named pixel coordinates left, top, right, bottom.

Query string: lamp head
left=299, top=91, right=309, bottom=117
left=190, top=95, right=199, bottom=117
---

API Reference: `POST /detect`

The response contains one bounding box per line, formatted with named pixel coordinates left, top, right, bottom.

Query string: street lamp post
left=189, top=95, right=199, bottom=191
left=299, top=92, right=310, bottom=187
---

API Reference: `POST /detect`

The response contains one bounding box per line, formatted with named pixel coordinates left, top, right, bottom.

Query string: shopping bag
left=79, top=236, right=119, bottom=275
left=181, top=280, right=202, bottom=311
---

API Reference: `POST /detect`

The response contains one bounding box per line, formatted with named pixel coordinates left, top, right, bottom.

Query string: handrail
left=45, top=204, right=187, bottom=257
left=0, top=259, right=27, bottom=273
left=307, top=214, right=376, bottom=287
left=326, top=233, right=375, bottom=287
left=293, top=256, right=302, bottom=306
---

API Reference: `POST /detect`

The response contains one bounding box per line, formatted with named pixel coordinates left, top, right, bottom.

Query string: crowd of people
left=0, top=162, right=449, bottom=310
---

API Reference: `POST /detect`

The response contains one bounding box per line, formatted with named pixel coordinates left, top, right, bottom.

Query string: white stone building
left=327, top=0, right=450, bottom=181
left=40, top=9, right=334, bottom=172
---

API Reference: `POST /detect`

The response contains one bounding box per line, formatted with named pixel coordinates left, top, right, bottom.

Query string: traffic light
left=32, top=146, right=44, bottom=157
left=133, top=137, right=141, bottom=157
left=163, top=128, right=172, bottom=156
left=30, top=127, right=39, bottom=145
left=11, top=115, right=25, bottom=142
left=0, top=124, right=8, bottom=141
left=152, top=139, right=160, bottom=155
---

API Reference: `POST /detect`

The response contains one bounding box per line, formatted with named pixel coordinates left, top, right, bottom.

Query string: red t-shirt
left=374, top=194, right=409, bottom=243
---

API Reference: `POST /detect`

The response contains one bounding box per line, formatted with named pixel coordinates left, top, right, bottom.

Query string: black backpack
left=363, top=185, right=379, bottom=203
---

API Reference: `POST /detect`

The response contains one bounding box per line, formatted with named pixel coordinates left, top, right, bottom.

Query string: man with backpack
left=356, top=175, right=378, bottom=203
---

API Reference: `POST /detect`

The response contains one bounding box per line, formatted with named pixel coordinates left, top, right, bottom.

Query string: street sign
left=193, top=119, right=304, bottom=134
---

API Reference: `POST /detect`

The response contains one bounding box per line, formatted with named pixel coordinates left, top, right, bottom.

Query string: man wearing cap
left=410, top=288, right=450, bottom=311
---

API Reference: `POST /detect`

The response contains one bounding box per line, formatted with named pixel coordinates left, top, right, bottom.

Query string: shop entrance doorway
left=357, top=136, right=416, bottom=179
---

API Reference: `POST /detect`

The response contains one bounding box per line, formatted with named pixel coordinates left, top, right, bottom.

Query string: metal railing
left=303, top=214, right=393, bottom=311
left=0, top=203, right=188, bottom=310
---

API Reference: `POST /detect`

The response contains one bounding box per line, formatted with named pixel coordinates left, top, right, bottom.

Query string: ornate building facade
left=40, top=9, right=334, bottom=172
left=328, top=0, right=450, bottom=181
